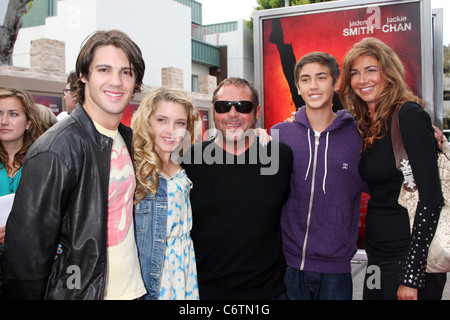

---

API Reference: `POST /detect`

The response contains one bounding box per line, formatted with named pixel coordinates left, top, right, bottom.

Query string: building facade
left=12, top=0, right=254, bottom=92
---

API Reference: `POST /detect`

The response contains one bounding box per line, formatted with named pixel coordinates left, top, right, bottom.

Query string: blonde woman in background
left=35, top=104, right=57, bottom=132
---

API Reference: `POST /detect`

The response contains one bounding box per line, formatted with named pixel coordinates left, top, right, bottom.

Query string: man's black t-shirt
left=181, top=137, right=293, bottom=299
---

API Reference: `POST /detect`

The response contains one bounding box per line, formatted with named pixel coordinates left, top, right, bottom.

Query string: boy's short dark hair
left=294, top=52, right=340, bottom=86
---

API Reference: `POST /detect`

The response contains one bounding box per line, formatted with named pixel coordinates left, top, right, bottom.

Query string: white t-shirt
left=56, top=111, right=68, bottom=121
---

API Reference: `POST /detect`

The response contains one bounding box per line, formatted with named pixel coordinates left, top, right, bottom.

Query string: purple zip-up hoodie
left=271, top=106, right=368, bottom=274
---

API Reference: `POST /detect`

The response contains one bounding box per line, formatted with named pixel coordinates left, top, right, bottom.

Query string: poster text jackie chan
left=343, top=15, right=411, bottom=36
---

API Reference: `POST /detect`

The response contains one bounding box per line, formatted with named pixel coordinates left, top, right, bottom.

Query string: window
left=192, top=75, right=199, bottom=93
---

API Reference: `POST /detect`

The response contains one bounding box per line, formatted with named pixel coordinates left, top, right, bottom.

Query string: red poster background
left=197, top=109, right=211, bottom=142
left=32, top=94, right=63, bottom=115
left=122, top=104, right=139, bottom=127
left=262, top=2, right=421, bottom=130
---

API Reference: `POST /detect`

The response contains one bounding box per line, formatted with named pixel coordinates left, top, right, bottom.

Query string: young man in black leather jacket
left=1, top=30, right=146, bottom=300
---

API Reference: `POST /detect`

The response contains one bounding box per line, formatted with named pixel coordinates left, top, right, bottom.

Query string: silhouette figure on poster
left=269, top=18, right=343, bottom=112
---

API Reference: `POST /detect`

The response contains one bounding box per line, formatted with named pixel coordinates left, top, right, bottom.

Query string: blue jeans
left=284, top=266, right=353, bottom=300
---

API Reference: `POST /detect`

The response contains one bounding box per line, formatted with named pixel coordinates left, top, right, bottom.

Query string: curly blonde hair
left=131, top=87, right=200, bottom=203
left=340, top=38, right=422, bottom=150
left=36, top=104, right=57, bottom=132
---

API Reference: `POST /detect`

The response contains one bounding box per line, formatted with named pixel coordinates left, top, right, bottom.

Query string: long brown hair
left=340, top=37, right=422, bottom=150
left=0, top=88, right=43, bottom=173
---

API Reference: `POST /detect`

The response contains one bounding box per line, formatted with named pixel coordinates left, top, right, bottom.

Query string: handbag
left=391, top=106, right=450, bottom=273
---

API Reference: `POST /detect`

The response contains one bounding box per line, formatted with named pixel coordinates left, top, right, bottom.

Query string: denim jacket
left=134, top=175, right=168, bottom=300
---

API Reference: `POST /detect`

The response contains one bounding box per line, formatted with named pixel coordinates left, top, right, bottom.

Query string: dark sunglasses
left=213, top=100, right=255, bottom=114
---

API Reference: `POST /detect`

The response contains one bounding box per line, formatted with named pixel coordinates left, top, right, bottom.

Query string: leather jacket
left=1, top=104, right=133, bottom=300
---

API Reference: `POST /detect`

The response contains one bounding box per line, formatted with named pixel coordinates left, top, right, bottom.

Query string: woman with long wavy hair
left=0, top=88, right=43, bottom=245
left=131, top=87, right=200, bottom=300
left=340, top=37, right=446, bottom=300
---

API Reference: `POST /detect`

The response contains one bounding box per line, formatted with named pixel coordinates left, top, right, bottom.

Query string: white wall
left=96, top=0, right=192, bottom=89
left=13, top=0, right=98, bottom=71
left=0, top=1, right=8, bottom=26
left=218, top=20, right=254, bottom=83
left=12, top=0, right=193, bottom=91
left=192, top=62, right=209, bottom=76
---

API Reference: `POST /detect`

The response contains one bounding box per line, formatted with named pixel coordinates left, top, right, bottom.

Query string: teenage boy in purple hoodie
left=271, top=52, right=368, bottom=300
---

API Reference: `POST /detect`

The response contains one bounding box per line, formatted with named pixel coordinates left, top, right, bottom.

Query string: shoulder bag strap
left=390, top=106, right=417, bottom=192
left=391, top=107, right=406, bottom=170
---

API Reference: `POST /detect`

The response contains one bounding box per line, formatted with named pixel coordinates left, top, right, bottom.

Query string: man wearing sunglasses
left=212, top=98, right=259, bottom=153
left=182, top=77, right=293, bottom=300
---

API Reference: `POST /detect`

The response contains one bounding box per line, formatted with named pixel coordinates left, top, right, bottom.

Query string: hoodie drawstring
left=304, top=129, right=329, bottom=194
left=322, top=132, right=329, bottom=194
left=305, top=128, right=312, bottom=180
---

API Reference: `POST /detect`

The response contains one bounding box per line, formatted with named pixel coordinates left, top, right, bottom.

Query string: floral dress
left=159, top=169, right=199, bottom=300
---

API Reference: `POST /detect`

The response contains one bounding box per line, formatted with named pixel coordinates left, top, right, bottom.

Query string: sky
left=198, top=0, right=449, bottom=45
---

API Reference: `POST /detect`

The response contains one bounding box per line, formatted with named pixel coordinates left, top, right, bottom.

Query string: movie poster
left=122, top=104, right=139, bottom=127
left=32, top=94, right=63, bottom=115
left=262, top=1, right=421, bottom=130
left=196, top=108, right=211, bottom=142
